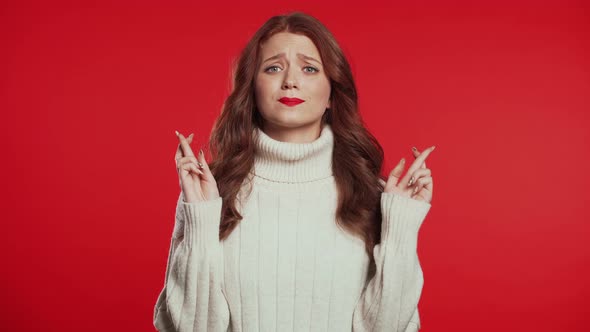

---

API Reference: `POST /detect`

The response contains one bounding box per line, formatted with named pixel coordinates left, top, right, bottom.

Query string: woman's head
left=226, top=11, right=358, bottom=133
left=254, top=31, right=331, bottom=139
left=208, top=12, right=385, bottom=260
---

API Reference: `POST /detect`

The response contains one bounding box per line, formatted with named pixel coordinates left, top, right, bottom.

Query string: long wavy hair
left=206, top=12, right=386, bottom=258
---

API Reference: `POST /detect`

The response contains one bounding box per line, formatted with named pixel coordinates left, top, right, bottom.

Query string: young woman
left=154, top=11, right=435, bottom=332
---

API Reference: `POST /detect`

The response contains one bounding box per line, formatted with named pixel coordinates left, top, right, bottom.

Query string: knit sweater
left=153, top=124, right=431, bottom=332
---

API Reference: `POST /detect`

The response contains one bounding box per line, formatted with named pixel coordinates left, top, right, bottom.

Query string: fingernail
left=431, top=145, right=436, bottom=150
left=413, top=186, right=419, bottom=194
left=188, top=133, right=194, bottom=139
left=408, top=176, right=415, bottom=186
left=175, top=130, right=179, bottom=137
left=400, top=158, right=405, bottom=165
left=412, top=147, right=417, bottom=152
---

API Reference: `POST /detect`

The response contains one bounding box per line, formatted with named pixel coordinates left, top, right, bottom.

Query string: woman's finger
left=178, top=155, right=199, bottom=166
left=412, top=146, right=426, bottom=169
left=177, top=157, right=204, bottom=174
left=384, top=158, right=405, bottom=192
left=399, top=146, right=435, bottom=188
left=411, top=175, right=432, bottom=195
left=406, top=167, right=432, bottom=189
left=189, top=163, right=204, bottom=175
left=176, top=130, right=196, bottom=158
left=175, top=133, right=194, bottom=163
left=424, top=172, right=433, bottom=194
left=412, top=176, right=433, bottom=203
left=180, top=161, right=204, bottom=176
left=196, top=148, right=214, bottom=182
left=411, top=147, right=433, bottom=194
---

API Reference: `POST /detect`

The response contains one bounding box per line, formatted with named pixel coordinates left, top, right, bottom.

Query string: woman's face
left=254, top=32, right=331, bottom=138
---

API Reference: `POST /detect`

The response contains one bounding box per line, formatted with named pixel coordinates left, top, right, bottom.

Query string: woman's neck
left=259, top=122, right=323, bottom=143
left=251, top=123, right=334, bottom=184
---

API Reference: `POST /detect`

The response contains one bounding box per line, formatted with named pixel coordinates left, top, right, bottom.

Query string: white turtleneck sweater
left=153, top=124, right=431, bottom=332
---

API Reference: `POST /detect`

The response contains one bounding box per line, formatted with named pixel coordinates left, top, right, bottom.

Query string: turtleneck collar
left=252, top=124, right=334, bottom=183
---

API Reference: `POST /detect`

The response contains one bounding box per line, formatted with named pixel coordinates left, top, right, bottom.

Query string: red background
left=1, top=1, right=588, bottom=331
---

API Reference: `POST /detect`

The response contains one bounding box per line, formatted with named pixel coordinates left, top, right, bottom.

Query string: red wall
left=1, top=1, right=588, bottom=331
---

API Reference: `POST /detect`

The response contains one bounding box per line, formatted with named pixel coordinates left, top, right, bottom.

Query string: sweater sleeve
left=352, top=192, right=431, bottom=332
left=153, top=193, right=230, bottom=332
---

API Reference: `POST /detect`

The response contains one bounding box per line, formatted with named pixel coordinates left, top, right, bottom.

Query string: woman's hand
left=384, top=146, right=435, bottom=204
left=174, top=130, right=220, bottom=203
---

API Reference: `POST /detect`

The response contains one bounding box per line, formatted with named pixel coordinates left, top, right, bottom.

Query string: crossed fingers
left=399, top=146, right=434, bottom=189
left=175, top=131, right=204, bottom=176
left=384, top=145, right=435, bottom=203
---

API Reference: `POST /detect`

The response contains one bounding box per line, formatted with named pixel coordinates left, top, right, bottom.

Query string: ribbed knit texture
left=154, top=124, right=431, bottom=332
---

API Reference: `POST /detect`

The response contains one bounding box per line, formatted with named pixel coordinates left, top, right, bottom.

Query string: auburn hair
left=206, top=11, right=387, bottom=259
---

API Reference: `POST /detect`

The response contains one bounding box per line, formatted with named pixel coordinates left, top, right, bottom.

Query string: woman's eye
left=265, top=66, right=318, bottom=73
left=265, top=66, right=281, bottom=73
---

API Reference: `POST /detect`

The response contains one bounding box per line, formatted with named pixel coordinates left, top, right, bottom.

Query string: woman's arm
left=352, top=191, right=431, bottom=332
left=153, top=192, right=230, bottom=332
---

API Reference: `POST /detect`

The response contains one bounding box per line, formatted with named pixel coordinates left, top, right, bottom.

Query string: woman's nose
left=283, top=80, right=296, bottom=89
left=282, top=69, right=298, bottom=89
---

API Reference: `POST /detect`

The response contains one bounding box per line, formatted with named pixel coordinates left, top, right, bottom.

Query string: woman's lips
left=279, top=97, right=304, bottom=106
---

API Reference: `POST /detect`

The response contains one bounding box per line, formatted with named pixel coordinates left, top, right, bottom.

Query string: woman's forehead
left=260, top=32, right=320, bottom=58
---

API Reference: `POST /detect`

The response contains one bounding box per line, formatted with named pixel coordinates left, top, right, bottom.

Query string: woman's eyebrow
left=262, top=52, right=322, bottom=65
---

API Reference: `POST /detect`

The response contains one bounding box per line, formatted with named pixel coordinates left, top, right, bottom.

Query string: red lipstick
left=279, top=97, right=305, bottom=106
